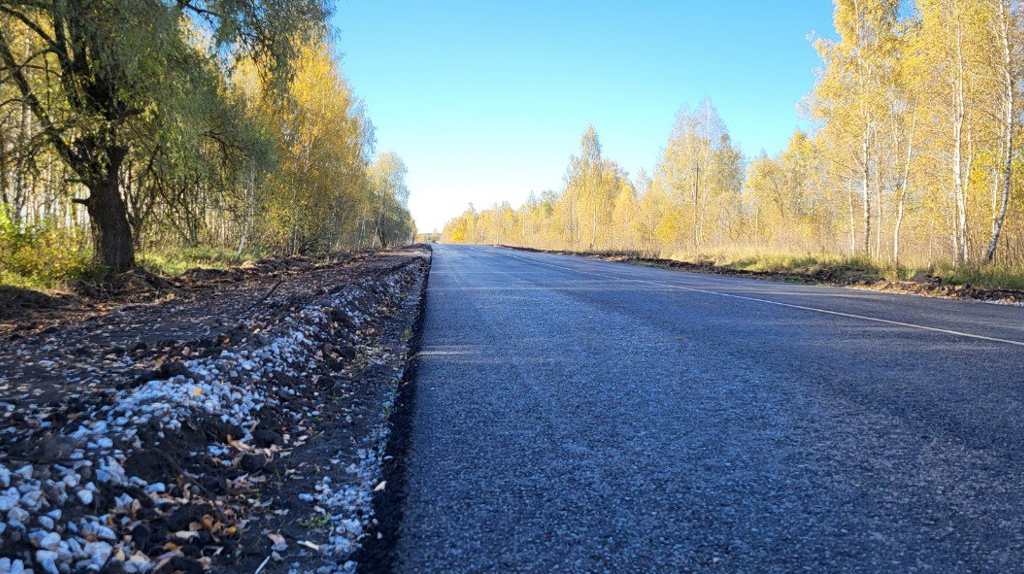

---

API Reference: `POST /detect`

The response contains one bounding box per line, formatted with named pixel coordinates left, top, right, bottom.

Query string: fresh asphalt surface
left=395, top=245, right=1024, bottom=573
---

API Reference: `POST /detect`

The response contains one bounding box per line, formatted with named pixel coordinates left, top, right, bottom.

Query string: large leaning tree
left=0, top=0, right=325, bottom=271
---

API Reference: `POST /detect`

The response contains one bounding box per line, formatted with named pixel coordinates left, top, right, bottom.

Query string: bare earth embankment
left=502, top=246, right=1024, bottom=305
left=0, top=246, right=430, bottom=574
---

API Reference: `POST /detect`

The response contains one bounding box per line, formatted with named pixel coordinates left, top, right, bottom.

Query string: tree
left=0, top=0, right=326, bottom=270
left=564, top=125, right=602, bottom=248
left=369, top=152, right=413, bottom=248
left=442, top=2, right=1024, bottom=275
left=655, top=99, right=741, bottom=248
left=983, top=0, right=1022, bottom=263
left=256, top=38, right=375, bottom=254
left=811, top=0, right=900, bottom=258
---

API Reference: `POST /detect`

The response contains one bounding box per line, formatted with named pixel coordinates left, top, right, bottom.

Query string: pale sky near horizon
left=330, top=1, right=837, bottom=233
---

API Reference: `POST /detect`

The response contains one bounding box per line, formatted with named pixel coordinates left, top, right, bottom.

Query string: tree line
left=444, top=0, right=1024, bottom=270
left=0, top=0, right=415, bottom=275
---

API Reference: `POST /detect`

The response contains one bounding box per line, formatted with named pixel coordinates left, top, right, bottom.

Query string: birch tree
left=811, top=0, right=900, bottom=258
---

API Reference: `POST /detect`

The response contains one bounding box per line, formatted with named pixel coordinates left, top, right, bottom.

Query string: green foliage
left=931, top=263, right=1024, bottom=291
left=0, top=17, right=415, bottom=287
left=137, top=247, right=267, bottom=277
left=0, top=209, right=98, bottom=289
left=0, top=0, right=331, bottom=270
left=368, top=153, right=416, bottom=248
left=300, top=511, right=332, bottom=532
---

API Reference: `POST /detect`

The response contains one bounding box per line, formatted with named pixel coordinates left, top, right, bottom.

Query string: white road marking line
left=507, top=251, right=1024, bottom=348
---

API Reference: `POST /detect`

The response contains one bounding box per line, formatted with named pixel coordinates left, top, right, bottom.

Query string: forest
left=443, top=0, right=1024, bottom=286
left=0, top=0, right=415, bottom=288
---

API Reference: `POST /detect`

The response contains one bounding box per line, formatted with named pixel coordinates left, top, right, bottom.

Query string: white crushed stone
left=0, top=269, right=415, bottom=574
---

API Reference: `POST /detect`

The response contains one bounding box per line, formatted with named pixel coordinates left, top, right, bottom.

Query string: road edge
left=497, top=244, right=1024, bottom=305
left=353, top=245, right=432, bottom=573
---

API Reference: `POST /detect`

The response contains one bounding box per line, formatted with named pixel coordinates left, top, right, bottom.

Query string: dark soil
left=0, top=246, right=431, bottom=574
left=0, top=253, right=364, bottom=334
left=217, top=265, right=429, bottom=574
left=351, top=262, right=430, bottom=574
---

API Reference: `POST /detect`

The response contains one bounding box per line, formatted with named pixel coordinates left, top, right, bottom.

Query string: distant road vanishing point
left=396, top=244, right=1024, bottom=573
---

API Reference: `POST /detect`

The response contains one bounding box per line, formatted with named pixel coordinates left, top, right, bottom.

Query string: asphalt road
left=395, top=245, right=1024, bottom=573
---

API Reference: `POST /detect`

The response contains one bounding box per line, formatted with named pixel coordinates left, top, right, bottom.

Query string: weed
left=300, top=512, right=332, bottom=532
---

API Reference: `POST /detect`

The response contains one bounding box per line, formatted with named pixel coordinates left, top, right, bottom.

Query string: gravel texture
left=396, top=244, right=1024, bottom=574
left=0, top=247, right=430, bottom=574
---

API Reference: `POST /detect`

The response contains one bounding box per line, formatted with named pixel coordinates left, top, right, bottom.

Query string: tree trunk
left=861, top=132, right=872, bottom=257
left=874, top=148, right=883, bottom=261
left=952, top=13, right=969, bottom=264
left=236, top=169, right=255, bottom=260
left=0, top=126, right=8, bottom=215
left=848, top=181, right=857, bottom=255
left=984, top=0, right=1015, bottom=264
left=84, top=146, right=135, bottom=272
left=692, top=164, right=700, bottom=248
left=358, top=206, right=368, bottom=248
left=862, top=171, right=871, bottom=257
left=893, top=113, right=916, bottom=267
left=892, top=136, right=912, bottom=267
left=11, top=87, right=31, bottom=228
left=374, top=203, right=385, bottom=249
left=893, top=192, right=906, bottom=266
left=376, top=219, right=387, bottom=249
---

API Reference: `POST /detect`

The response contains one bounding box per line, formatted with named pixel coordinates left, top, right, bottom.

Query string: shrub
left=0, top=209, right=98, bottom=290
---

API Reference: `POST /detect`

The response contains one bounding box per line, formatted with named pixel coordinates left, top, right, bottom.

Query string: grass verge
left=136, top=246, right=266, bottom=276
left=503, top=245, right=1024, bottom=299
left=667, top=250, right=1024, bottom=292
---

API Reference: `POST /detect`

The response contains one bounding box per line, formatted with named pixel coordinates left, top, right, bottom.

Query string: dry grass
left=652, top=246, right=1024, bottom=291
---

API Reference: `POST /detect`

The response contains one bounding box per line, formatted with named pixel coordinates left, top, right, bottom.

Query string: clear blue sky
left=330, top=1, right=836, bottom=232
